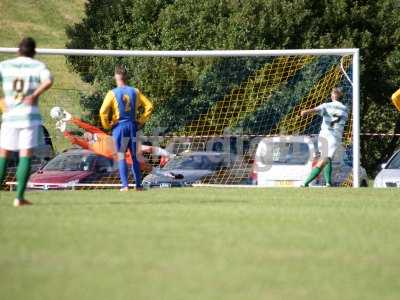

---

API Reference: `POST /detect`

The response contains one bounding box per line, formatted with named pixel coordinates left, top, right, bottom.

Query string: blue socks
left=118, top=159, right=129, bottom=188
left=131, top=158, right=142, bottom=188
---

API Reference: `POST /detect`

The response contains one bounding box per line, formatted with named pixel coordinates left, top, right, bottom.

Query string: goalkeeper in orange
left=53, top=112, right=171, bottom=172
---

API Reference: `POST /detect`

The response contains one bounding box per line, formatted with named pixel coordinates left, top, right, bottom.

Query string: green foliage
left=238, top=56, right=341, bottom=135
left=66, top=0, right=400, bottom=174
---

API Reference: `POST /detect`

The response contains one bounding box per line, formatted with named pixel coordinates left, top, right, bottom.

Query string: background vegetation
left=66, top=0, right=400, bottom=176
left=0, top=0, right=88, bottom=90
left=0, top=0, right=399, bottom=175
left=0, top=0, right=91, bottom=150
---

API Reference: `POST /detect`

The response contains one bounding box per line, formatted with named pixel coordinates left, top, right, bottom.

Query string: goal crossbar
left=0, top=47, right=358, bottom=57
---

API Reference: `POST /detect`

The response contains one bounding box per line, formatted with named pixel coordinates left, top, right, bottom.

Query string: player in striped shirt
left=301, top=87, right=349, bottom=187
left=0, top=37, right=53, bottom=206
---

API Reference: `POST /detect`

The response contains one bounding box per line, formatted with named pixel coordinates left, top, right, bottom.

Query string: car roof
left=178, top=151, right=230, bottom=156
left=61, top=149, right=96, bottom=156
left=259, top=135, right=316, bottom=143
left=385, top=149, right=400, bottom=163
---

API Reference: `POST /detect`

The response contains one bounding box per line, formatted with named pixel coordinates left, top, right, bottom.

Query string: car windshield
left=162, top=154, right=222, bottom=171
left=267, top=142, right=310, bottom=165
left=43, top=153, right=94, bottom=171
left=386, top=151, right=400, bottom=169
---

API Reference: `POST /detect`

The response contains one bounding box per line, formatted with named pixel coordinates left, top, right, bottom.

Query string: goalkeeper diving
left=51, top=107, right=172, bottom=173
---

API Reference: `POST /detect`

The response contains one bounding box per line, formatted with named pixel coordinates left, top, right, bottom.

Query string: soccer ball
left=50, top=106, right=64, bottom=120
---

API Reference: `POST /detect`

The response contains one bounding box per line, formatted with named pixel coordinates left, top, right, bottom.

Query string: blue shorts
left=112, top=121, right=137, bottom=154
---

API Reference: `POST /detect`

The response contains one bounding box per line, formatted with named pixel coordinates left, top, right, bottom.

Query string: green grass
left=0, top=0, right=91, bottom=151
left=1, top=188, right=400, bottom=300
left=0, top=0, right=85, bottom=48
left=0, top=0, right=88, bottom=89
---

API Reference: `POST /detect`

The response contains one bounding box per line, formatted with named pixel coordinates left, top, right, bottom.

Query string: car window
left=163, top=154, right=222, bottom=170
left=43, top=153, right=93, bottom=171
left=7, top=144, right=53, bottom=168
left=386, top=151, right=400, bottom=169
left=268, top=142, right=310, bottom=165
left=342, top=147, right=353, bottom=166
left=95, top=156, right=115, bottom=172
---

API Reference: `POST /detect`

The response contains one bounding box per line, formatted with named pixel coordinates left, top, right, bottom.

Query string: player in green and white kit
left=0, top=37, right=53, bottom=206
left=300, top=87, right=348, bottom=187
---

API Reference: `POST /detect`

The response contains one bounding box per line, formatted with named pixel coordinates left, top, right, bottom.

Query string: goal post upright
left=0, top=47, right=361, bottom=188
left=352, top=49, right=361, bottom=188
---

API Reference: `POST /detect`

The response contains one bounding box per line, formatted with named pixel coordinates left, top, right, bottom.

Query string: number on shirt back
left=330, top=114, right=342, bottom=128
left=12, top=78, right=25, bottom=102
left=123, top=94, right=131, bottom=112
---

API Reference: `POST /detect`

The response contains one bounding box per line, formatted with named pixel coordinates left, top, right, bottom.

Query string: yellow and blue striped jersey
left=99, top=86, right=153, bottom=130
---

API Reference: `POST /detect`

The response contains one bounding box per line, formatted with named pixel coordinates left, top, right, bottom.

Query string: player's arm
left=23, top=67, right=53, bottom=105
left=0, top=67, right=4, bottom=112
left=0, top=97, right=5, bottom=113
left=301, top=103, right=325, bottom=117
left=71, top=118, right=106, bottom=135
left=300, top=107, right=318, bottom=117
left=99, top=91, right=115, bottom=130
left=392, top=88, right=400, bottom=112
left=136, top=90, right=154, bottom=125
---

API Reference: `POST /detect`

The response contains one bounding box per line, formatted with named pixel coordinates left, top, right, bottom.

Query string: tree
left=66, top=0, right=400, bottom=175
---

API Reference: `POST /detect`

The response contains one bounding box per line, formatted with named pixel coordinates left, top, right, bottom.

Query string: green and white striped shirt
left=0, top=56, right=52, bottom=128
left=315, top=101, right=348, bottom=140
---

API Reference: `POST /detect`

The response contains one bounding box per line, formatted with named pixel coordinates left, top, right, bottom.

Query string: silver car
left=374, top=149, right=400, bottom=188
left=142, top=151, right=236, bottom=188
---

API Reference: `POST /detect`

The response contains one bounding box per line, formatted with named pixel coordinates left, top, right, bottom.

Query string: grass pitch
left=1, top=187, right=400, bottom=300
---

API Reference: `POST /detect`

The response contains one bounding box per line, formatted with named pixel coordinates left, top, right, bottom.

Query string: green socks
left=323, top=159, right=332, bottom=186
left=0, top=156, right=7, bottom=184
left=304, top=167, right=321, bottom=187
left=1, top=156, right=33, bottom=200
left=16, top=157, right=32, bottom=200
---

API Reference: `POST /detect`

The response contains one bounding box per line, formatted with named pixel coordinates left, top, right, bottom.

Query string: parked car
left=142, top=151, right=236, bottom=188
left=28, top=149, right=118, bottom=189
left=374, top=149, right=400, bottom=188
left=254, top=135, right=368, bottom=187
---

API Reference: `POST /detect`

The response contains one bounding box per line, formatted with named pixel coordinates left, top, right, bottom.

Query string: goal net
left=0, top=49, right=360, bottom=189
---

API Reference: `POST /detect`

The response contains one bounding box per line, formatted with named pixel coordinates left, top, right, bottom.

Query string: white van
left=254, top=135, right=368, bottom=187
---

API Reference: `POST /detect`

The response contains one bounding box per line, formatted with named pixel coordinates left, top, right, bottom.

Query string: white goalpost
left=0, top=47, right=361, bottom=188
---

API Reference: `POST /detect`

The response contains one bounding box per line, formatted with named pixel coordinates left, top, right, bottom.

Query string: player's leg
left=112, top=124, right=129, bottom=190
left=303, top=135, right=328, bottom=187
left=14, top=126, right=43, bottom=205
left=0, top=123, right=13, bottom=184
left=322, top=137, right=338, bottom=186
left=323, top=158, right=333, bottom=186
left=117, top=151, right=129, bottom=191
left=128, top=127, right=142, bottom=189
left=15, top=148, right=33, bottom=205
left=0, top=148, right=9, bottom=185
left=303, top=158, right=327, bottom=187
left=0, top=124, right=18, bottom=196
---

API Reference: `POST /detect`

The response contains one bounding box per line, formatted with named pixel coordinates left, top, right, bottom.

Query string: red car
left=28, top=149, right=119, bottom=189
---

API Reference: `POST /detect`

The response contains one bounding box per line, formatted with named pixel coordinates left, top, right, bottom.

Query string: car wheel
left=360, top=180, right=368, bottom=187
